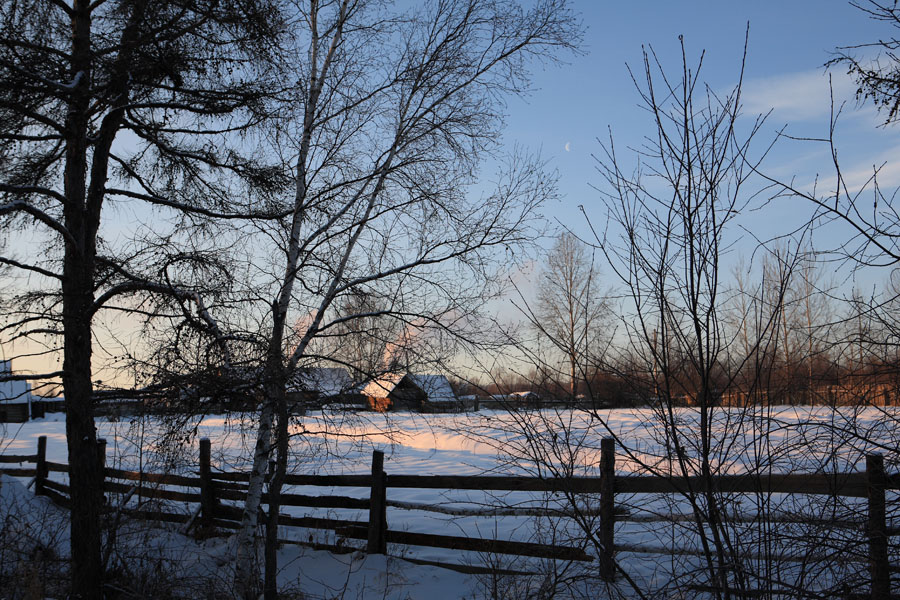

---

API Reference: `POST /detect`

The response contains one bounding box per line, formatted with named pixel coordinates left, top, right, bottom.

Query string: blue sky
left=493, top=0, right=900, bottom=298
left=8, top=1, right=900, bottom=381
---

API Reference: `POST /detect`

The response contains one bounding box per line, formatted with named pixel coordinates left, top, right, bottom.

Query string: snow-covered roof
left=490, top=391, right=538, bottom=403
left=360, top=373, right=405, bottom=399
left=288, top=367, right=353, bottom=397
left=0, top=360, right=33, bottom=404
left=409, top=374, right=456, bottom=403
left=361, top=373, right=456, bottom=403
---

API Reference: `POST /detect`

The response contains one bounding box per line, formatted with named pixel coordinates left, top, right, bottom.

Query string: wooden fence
left=1, top=436, right=898, bottom=596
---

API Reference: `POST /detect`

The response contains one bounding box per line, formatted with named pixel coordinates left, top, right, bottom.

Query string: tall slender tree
left=206, top=2, right=581, bottom=597
left=591, top=37, right=797, bottom=596
left=0, top=1, right=285, bottom=596
left=532, top=231, right=608, bottom=397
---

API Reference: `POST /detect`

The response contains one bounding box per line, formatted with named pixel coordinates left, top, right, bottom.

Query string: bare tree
left=766, top=2, right=900, bottom=270
left=829, top=0, right=900, bottom=126
left=477, top=36, right=797, bottom=597
left=526, top=231, right=609, bottom=399
left=135, top=2, right=582, bottom=597
left=766, top=0, right=900, bottom=399
left=582, top=37, right=850, bottom=597
left=315, top=289, right=406, bottom=382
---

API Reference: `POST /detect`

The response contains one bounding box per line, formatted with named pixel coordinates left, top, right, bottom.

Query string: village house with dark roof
left=361, top=373, right=457, bottom=412
left=286, top=366, right=357, bottom=409
left=0, top=359, right=33, bottom=423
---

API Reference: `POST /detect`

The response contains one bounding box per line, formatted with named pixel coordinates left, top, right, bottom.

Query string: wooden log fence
left=199, top=437, right=215, bottom=531
left=1, top=436, right=897, bottom=596
left=599, top=436, right=616, bottom=580
left=366, top=449, right=387, bottom=554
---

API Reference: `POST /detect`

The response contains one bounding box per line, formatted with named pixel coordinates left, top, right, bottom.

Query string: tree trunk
left=63, top=2, right=103, bottom=596
left=264, top=377, right=289, bottom=600
left=234, top=401, right=274, bottom=599
left=62, top=286, right=102, bottom=599
left=569, top=354, right=577, bottom=397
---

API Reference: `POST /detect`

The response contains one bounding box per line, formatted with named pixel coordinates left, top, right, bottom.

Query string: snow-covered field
left=5, top=405, right=898, bottom=475
left=2, top=406, right=898, bottom=598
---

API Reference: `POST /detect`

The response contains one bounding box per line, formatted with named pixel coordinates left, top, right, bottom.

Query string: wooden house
left=361, top=373, right=457, bottom=412
left=0, top=359, right=32, bottom=422
left=286, top=367, right=355, bottom=409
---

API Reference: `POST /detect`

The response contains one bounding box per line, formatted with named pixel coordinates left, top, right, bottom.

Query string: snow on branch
left=58, top=70, right=85, bottom=91
left=0, top=197, right=75, bottom=246
left=0, top=256, right=63, bottom=280
left=0, top=57, right=83, bottom=94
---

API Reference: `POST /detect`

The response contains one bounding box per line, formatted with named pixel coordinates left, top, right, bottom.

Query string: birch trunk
left=232, top=6, right=352, bottom=593
left=233, top=400, right=275, bottom=600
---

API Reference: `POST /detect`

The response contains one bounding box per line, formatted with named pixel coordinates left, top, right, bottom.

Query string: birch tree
left=532, top=231, right=608, bottom=397
left=210, top=1, right=581, bottom=597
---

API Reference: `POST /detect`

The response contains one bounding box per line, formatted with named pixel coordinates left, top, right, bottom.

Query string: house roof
left=360, top=373, right=405, bottom=399
left=361, top=373, right=456, bottom=403
left=490, top=391, right=538, bottom=403
left=408, top=374, right=456, bottom=403
left=288, top=367, right=353, bottom=397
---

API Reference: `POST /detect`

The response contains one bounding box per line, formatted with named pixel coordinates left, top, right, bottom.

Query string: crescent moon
left=564, top=142, right=571, bottom=152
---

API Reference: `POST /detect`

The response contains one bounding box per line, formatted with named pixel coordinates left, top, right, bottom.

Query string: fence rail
left=1, top=437, right=897, bottom=595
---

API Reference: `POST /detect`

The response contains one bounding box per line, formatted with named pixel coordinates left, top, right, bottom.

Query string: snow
left=2, top=406, right=899, bottom=597
left=0, top=472, right=478, bottom=599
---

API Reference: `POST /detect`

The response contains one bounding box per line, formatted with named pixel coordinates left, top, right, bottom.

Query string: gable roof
left=360, top=373, right=405, bottom=399
left=408, top=374, right=456, bottom=403
left=288, top=367, right=353, bottom=397
left=360, top=373, right=456, bottom=403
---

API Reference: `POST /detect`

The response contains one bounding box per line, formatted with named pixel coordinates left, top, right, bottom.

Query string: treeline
left=471, top=247, right=900, bottom=408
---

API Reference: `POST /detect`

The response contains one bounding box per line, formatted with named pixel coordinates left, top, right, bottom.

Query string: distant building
left=361, top=373, right=457, bottom=412
left=508, top=390, right=541, bottom=407
left=286, top=367, right=355, bottom=408
left=482, top=390, right=542, bottom=409
left=0, top=360, right=32, bottom=422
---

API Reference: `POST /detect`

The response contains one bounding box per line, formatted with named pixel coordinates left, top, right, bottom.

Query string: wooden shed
left=0, top=402, right=29, bottom=423
left=362, top=374, right=427, bottom=412
left=361, top=373, right=457, bottom=412
left=0, top=359, right=33, bottom=423
left=286, top=366, right=354, bottom=409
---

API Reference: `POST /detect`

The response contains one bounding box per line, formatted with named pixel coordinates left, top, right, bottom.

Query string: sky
left=494, top=1, right=900, bottom=300
left=6, top=1, right=900, bottom=385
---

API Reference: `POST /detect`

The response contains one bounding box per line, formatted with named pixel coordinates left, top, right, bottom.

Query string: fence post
left=97, top=438, right=107, bottom=504
left=600, top=437, right=616, bottom=581
left=367, top=450, right=387, bottom=554
left=35, top=435, right=47, bottom=495
left=97, top=438, right=106, bottom=471
left=93, top=437, right=106, bottom=509
left=199, top=438, right=216, bottom=530
left=867, top=453, right=890, bottom=600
